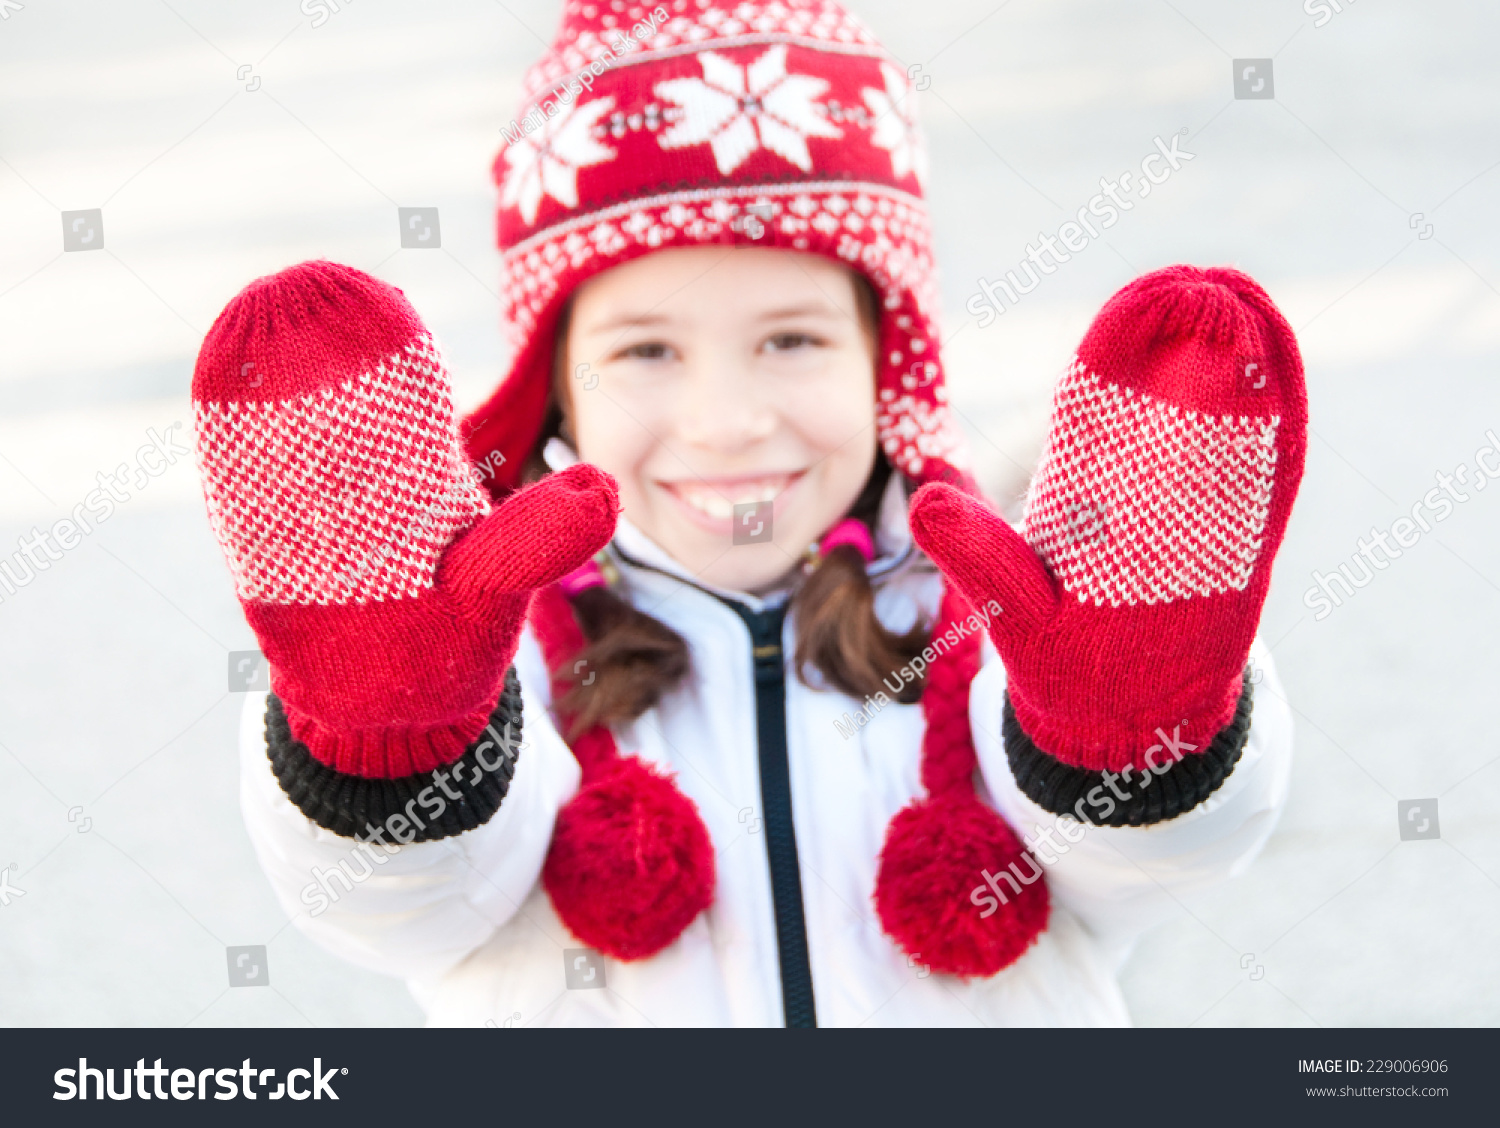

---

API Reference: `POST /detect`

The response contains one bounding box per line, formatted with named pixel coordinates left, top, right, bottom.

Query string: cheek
left=790, top=357, right=879, bottom=460
left=813, top=417, right=877, bottom=498
left=781, top=359, right=879, bottom=531
left=570, top=392, right=656, bottom=499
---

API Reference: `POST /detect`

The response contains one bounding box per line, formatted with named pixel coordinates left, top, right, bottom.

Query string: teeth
left=690, top=494, right=736, bottom=520
left=672, top=480, right=784, bottom=520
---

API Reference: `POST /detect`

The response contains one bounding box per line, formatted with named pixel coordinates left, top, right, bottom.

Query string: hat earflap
left=529, top=576, right=715, bottom=960
left=873, top=585, right=1050, bottom=978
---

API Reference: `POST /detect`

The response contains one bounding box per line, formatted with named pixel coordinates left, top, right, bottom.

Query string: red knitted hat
left=461, top=0, right=973, bottom=496
left=474, top=0, right=1049, bottom=983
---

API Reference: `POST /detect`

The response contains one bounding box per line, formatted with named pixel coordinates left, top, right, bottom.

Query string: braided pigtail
left=873, top=585, right=1051, bottom=978
left=529, top=579, right=714, bottom=961
left=555, top=562, right=691, bottom=741
left=790, top=452, right=930, bottom=703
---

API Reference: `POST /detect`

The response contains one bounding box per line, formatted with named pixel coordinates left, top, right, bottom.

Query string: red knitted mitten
left=911, top=265, right=1306, bottom=775
left=194, top=261, right=618, bottom=779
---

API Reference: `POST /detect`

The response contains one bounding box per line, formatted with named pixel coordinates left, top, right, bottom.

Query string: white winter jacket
left=238, top=471, right=1294, bottom=1027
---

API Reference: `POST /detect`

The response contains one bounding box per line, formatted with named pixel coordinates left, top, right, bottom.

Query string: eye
left=763, top=331, right=824, bottom=353
left=613, top=340, right=674, bottom=361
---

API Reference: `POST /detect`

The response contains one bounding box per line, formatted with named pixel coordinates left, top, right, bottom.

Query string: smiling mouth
left=659, top=472, right=803, bottom=521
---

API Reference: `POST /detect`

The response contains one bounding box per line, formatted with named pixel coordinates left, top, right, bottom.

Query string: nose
left=674, top=352, right=777, bottom=455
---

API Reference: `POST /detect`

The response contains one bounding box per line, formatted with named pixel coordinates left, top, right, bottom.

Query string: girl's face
left=561, top=246, right=879, bottom=594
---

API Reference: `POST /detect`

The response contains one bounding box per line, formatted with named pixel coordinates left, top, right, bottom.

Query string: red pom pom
left=874, top=796, right=1049, bottom=978
left=542, top=757, right=715, bottom=960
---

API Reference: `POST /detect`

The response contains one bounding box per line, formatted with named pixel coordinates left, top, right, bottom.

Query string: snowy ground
left=1, top=0, right=1497, bottom=1027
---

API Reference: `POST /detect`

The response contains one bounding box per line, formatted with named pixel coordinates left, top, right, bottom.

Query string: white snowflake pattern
left=862, top=63, right=927, bottom=188
left=500, top=97, right=618, bottom=225
left=653, top=44, right=842, bottom=174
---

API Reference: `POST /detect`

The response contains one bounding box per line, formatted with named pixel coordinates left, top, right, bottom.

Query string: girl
left=193, top=0, right=1305, bottom=1026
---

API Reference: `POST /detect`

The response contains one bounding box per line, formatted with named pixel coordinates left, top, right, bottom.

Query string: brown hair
left=534, top=267, right=931, bottom=738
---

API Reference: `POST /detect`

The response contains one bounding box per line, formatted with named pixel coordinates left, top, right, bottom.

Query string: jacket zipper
left=719, top=598, right=818, bottom=1028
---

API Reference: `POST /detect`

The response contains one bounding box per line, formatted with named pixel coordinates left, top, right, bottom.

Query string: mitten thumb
left=442, top=463, right=619, bottom=616
left=909, top=483, right=1057, bottom=645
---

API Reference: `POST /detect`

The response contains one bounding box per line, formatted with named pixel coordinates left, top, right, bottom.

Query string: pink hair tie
left=558, top=558, right=608, bottom=598
left=819, top=518, right=874, bottom=563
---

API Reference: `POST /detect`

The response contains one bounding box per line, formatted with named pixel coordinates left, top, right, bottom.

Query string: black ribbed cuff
left=1003, top=669, right=1254, bottom=827
left=265, top=667, right=523, bottom=842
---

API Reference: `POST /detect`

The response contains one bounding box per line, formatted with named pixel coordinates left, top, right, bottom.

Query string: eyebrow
left=582, top=300, right=852, bottom=336
left=585, top=312, right=674, bottom=334
left=754, top=301, right=852, bottom=322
